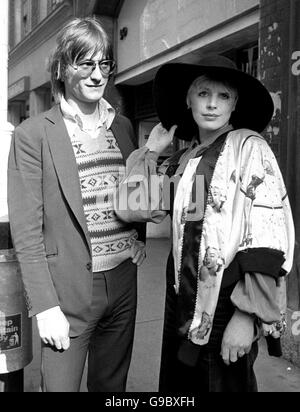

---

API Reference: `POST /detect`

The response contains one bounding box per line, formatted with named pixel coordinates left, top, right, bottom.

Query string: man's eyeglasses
left=72, top=59, right=116, bottom=77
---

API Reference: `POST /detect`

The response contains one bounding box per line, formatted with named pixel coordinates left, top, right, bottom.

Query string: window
left=47, top=0, right=64, bottom=14
left=236, top=43, right=259, bottom=78
left=223, top=43, right=259, bottom=78
left=21, top=0, right=31, bottom=38
left=31, top=0, right=40, bottom=29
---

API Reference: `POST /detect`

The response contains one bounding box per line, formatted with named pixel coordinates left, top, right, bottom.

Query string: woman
left=116, top=55, right=295, bottom=392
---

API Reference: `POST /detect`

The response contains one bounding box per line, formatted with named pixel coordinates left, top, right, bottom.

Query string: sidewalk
left=24, top=238, right=300, bottom=392
left=126, top=238, right=300, bottom=393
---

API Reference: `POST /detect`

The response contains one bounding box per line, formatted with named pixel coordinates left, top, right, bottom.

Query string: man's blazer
left=8, top=104, right=145, bottom=336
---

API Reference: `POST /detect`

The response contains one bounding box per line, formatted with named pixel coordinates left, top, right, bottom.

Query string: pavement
left=24, top=238, right=300, bottom=392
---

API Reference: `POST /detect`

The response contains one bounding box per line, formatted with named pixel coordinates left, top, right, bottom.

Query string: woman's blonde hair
left=186, top=74, right=238, bottom=107
left=48, top=17, right=113, bottom=102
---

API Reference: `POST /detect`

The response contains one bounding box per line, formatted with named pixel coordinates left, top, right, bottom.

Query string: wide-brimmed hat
left=153, top=55, right=274, bottom=141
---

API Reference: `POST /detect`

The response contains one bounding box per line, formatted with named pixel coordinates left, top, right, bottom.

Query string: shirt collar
left=188, top=124, right=233, bottom=151
left=179, top=124, right=233, bottom=167
left=60, top=96, right=116, bottom=131
left=176, top=124, right=234, bottom=176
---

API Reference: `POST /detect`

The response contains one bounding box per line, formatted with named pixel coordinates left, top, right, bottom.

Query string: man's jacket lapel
left=44, top=105, right=91, bottom=253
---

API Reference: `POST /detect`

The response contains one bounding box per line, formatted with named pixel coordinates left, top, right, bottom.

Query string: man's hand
left=131, top=240, right=146, bottom=266
left=146, top=123, right=177, bottom=156
left=221, top=309, right=254, bottom=365
left=36, top=306, right=70, bottom=351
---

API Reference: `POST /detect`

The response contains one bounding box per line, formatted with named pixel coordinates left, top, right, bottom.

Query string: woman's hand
left=221, top=309, right=255, bottom=365
left=131, top=240, right=146, bottom=266
left=146, top=123, right=177, bottom=156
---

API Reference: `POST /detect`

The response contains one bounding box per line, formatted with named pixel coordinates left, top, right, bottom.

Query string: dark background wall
left=260, top=0, right=300, bottom=366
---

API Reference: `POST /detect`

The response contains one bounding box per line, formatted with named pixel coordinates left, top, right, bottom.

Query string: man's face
left=64, top=52, right=109, bottom=106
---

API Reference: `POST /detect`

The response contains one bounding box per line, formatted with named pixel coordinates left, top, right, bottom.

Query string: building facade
left=8, top=0, right=300, bottom=365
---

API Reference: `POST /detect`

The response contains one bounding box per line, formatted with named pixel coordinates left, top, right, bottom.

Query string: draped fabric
left=172, top=129, right=294, bottom=345
left=116, top=128, right=295, bottom=348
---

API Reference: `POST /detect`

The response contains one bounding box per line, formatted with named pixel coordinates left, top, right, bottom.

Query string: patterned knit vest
left=71, top=125, right=137, bottom=272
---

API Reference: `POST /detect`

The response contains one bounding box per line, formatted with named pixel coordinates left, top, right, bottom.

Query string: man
left=8, top=17, right=146, bottom=392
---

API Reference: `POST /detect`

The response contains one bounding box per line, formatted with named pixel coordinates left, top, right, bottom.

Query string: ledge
left=9, top=1, right=74, bottom=68
left=115, top=6, right=259, bottom=86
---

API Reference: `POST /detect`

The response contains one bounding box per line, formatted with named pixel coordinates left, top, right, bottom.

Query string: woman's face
left=205, top=247, right=218, bottom=268
left=187, top=78, right=237, bottom=134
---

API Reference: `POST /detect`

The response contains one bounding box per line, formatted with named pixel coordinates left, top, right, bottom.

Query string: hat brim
left=153, top=63, right=274, bottom=141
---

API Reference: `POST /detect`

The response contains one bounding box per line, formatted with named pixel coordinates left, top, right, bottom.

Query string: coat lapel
left=44, top=105, right=91, bottom=253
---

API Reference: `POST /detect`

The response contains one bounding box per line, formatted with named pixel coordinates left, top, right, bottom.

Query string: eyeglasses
left=72, top=59, right=116, bottom=77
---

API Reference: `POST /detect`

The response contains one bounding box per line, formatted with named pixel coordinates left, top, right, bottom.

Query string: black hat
left=153, top=55, right=274, bottom=141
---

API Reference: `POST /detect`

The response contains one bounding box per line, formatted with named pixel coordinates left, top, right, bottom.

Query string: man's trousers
left=41, top=259, right=137, bottom=392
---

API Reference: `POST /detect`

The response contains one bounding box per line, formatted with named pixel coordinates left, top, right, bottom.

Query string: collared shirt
left=60, top=96, right=137, bottom=273
left=60, top=96, right=116, bottom=139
